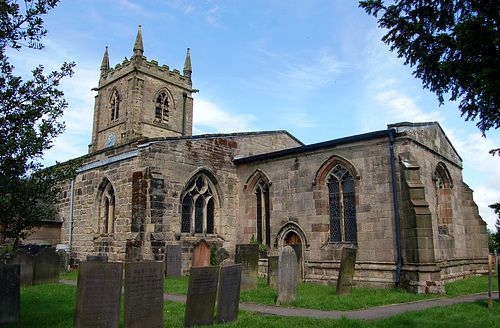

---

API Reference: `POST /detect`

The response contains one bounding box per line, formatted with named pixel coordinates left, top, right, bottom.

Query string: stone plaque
left=277, top=246, right=297, bottom=305
left=216, top=247, right=229, bottom=265
left=267, top=256, right=279, bottom=288
left=192, top=239, right=210, bottom=267
left=235, top=244, right=259, bottom=291
left=289, top=243, right=303, bottom=285
left=216, top=264, right=242, bottom=324
left=184, top=266, right=219, bottom=327
left=6, top=249, right=34, bottom=287
left=33, top=247, right=59, bottom=285
left=0, top=264, right=20, bottom=324
left=74, top=261, right=123, bottom=328
left=124, top=261, right=164, bottom=328
left=336, top=247, right=357, bottom=296
left=86, top=255, right=108, bottom=262
left=165, top=244, right=182, bottom=278
left=57, top=249, right=70, bottom=273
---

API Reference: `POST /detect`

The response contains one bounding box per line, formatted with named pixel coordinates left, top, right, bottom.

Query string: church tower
left=88, top=25, right=195, bottom=153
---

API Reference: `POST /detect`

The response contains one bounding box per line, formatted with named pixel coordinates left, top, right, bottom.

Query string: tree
left=359, top=0, right=500, bottom=135
left=0, top=0, right=78, bottom=254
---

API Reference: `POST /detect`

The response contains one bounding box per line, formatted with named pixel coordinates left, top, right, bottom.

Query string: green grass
left=5, top=283, right=500, bottom=328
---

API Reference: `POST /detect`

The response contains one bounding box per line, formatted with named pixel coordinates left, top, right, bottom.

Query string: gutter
left=389, top=130, right=403, bottom=284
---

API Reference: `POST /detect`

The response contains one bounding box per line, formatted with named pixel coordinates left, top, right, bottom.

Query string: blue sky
left=8, top=0, right=500, bottom=230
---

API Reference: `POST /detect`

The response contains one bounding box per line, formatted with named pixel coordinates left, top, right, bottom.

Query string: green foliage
left=0, top=0, right=78, bottom=249
left=210, top=242, right=218, bottom=266
left=250, top=234, right=269, bottom=253
left=359, top=0, right=500, bottom=135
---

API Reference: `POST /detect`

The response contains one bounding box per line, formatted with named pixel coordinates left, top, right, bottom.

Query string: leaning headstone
left=289, top=243, right=303, bottom=285
left=216, top=247, right=229, bottom=265
left=336, top=247, right=357, bottom=296
left=0, top=264, right=20, bottom=324
left=216, top=264, right=242, bottom=324
left=267, top=256, right=279, bottom=288
left=57, top=249, right=70, bottom=273
left=184, top=266, right=220, bottom=327
left=6, top=249, right=34, bottom=287
left=277, top=246, right=297, bottom=305
left=74, top=261, right=123, bottom=328
left=165, top=244, right=182, bottom=278
left=220, top=259, right=235, bottom=267
left=192, top=239, right=210, bottom=267
left=33, top=247, right=59, bottom=285
left=235, top=244, right=259, bottom=291
left=124, top=261, right=164, bottom=328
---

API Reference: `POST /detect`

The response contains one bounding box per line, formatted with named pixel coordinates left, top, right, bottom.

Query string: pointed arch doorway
left=285, top=231, right=301, bottom=245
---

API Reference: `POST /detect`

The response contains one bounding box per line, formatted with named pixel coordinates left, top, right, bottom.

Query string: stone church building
left=56, top=27, right=488, bottom=294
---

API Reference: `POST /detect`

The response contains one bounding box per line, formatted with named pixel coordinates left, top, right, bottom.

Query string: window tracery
left=110, top=89, right=120, bottom=122
left=255, top=179, right=270, bottom=246
left=155, top=90, right=170, bottom=124
left=99, top=180, right=115, bottom=234
left=181, top=174, right=216, bottom=234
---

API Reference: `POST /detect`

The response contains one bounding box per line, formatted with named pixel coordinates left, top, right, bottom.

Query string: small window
left=100, top=180, right=115, bottom=234
left=328, top=165, right=357, bottom=244
left=110, top=89, right=120, bottom=122
left=155, top=90, right=170, bottom=124
left=180, top=173, right=217, bottom=234
left=255, top=179, right=270, bottom=246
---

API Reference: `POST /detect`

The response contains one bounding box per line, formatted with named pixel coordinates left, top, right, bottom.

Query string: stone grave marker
left=57, top=249, right=70, bottom=273
left=267, top=256, right=279, bottom=288
left=235, top=244, right=259, bottom=291
left=124, top=261, right=164, bottom=328
left=277, top=246, right=297, bottom=305
left=0, top=264, right=20, bottom=324
left=74, top=261, right=123, bottom=328
left=216, top=247, right=229, bottom=265
left=184, top=266, right=219, bottom=327
left=220, top=259, right=235, bottom=266
left=33, top=247, right=59, bottom=285
left=192, top=239, right=210, bottom=267
left=216, top=263, right=242, bottom=324
left=289, top=243, right=303, bottom=285
left=165, top=244, right=182, bottom=278
left=6, top=249, right=34, bottom=287
left=336, top=247, right=357, bottom=296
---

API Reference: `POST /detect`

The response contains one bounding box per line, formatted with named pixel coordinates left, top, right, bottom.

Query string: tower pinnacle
left=133, top=24, right=144, bottom=57
left=183, top=47, right=192, bottom=79
left=100, top=46, right=109, bottom=75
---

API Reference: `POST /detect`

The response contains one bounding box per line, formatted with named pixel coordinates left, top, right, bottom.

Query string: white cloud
left=193, top=98, right=256, bottom=133
left=473, top=186, right=500, bottom=232
left=375, top=90, right=443, bottom=123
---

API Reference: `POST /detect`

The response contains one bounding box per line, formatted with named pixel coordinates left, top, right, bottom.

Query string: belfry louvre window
left=255, top=179, right=270, bottom=246
left=110, top=89, right=120, bottom=122
left=181, top=174, right=216, bottom=234
left=328, top=165, right=357, bottom=244
left=155, top=90, right=170, bottom=124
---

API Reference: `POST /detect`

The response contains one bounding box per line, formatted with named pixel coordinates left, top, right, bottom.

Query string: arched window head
left=181, top=173, right=217, bottom=235
left=155, top=90, right=171, bottom=124
left=110, top=89, right=120, bottom=122
left=255, top=179, right=270, bottom=246
left=433, top=163, right=453, bottom=234
left=99, top=181, right=115, bottom=234
left=327, top=165, right=357, bottom=244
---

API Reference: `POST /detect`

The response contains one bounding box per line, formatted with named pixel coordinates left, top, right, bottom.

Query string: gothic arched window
left=433, top=163, right=453, bottom=235
left=99, top=180, right=115, bottom=234
left=181, top=173, right=217, bottom=234
left=110, top=89, right=120, bottom=122
left=155, top=90, right=170, bottom=124
left=255, top=179, right=270, bottom=246
left=327, top=165, right=357, bottom=244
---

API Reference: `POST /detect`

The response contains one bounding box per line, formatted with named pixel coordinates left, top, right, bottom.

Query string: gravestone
left=235, top=244, right=259, bottom=291
left=289, top=243, right=303, bottom=285
left=74, top=261, right=123, bottom=328
left=0, top=264, right=20, bottom=324
left=336, top=247, right=357, bottom=296
left=86, top=255, right=108, bottom=262
left=220, top=259, right=235, bottom=267
left=184, top=266, right=220, bottom=327
left=57, top=249, right=70, bottom=273
left=124, top=261, right=164, bottom=328
left=192, top=239, right=210, bottom=267
left=165, top=244, right=182, bottom=278
left=216, top=247, right=229, bottom=265
left=216, top=264, right=242, bottom=324
left=33, top=247, right=59, bottom=285
left=267, top=256, right=279, bottom=288
left=6, top=249, right=34, bottom=287
left=277, top=246, right=297, bottom=305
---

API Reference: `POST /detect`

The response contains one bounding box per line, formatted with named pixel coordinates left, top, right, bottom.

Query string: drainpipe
left=389, top=130, right=402, bottom=284
left=182, top=92, right=187, bottom=136
left=68, top=178, right=74, bottom=248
